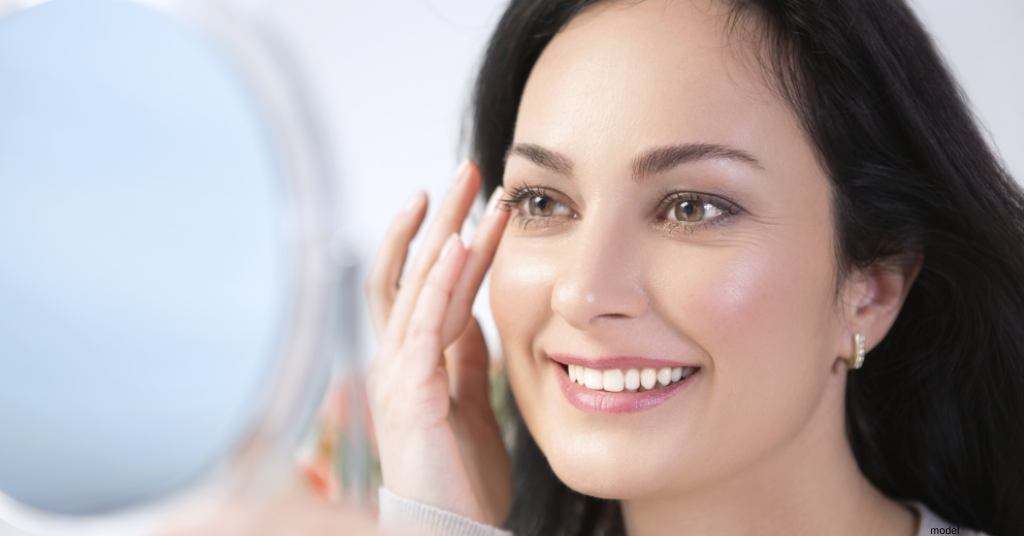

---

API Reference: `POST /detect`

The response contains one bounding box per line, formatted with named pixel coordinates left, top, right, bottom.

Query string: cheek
left=671, top=243, right=833, bottom=363
left=489, top=237, right=558, bottom=352
left=489, top=236, right=563, bottom=451
left=648, top=233, right=839, bottom=455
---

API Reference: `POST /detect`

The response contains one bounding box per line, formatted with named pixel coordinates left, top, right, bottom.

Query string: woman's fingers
left=405, top=162, right=477, bottom=280
left=445, top=315, right=490, bottom=404
left=439, top=186, right=509, bottom=346
left=365, top=191, right=428, bottom=340
left=384, top=162, right=480, bottom=345
left=403, top=233, right=467, bottom=379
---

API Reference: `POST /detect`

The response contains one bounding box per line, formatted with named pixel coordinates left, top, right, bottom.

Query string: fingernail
left=485, top=186, right=504, bottom=217
left=439, top=233, right=460, bottom=261
left=454, top=159, right=471, bottom=185
left=402, top=190, right=424, bottom=213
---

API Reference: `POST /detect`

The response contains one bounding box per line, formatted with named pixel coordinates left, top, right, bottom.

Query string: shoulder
left=910, top=502, right=989, bottom=536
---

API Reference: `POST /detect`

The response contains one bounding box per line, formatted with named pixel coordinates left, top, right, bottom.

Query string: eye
left=500, top=185, right=577, bottom=230
left=662, top=193, right=736, bottom=225
left=523, top=194, right=571, bottom=217
left=672, top=199, right=719, bottom=222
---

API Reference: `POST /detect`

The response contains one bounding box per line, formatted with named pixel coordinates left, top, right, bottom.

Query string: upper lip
left=547, top=353, right=699, bottom=371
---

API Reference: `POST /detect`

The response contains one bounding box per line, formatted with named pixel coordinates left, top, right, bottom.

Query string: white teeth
left=571, top=365, right=696, bottom=393
left=640, top=368, right=657, bottom=390
left=624, top=369, right=640, bottom=391
left=657, top=368, right=672, bottom=387
left=603, top=369, right=624, bottom=392
left=583, top=367, right=604, bottom=390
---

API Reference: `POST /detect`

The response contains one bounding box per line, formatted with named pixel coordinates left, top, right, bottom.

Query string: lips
left=548, top=354, right=700, bottom=413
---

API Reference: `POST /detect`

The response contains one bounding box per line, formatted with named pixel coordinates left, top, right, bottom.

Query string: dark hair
left=469, top=1, right=1024, bottom=535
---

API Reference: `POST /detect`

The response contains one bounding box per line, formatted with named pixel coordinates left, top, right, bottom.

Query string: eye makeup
left=500, top=182, right=743, bottom=234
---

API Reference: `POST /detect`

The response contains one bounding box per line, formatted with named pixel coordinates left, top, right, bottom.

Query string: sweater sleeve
left=378, top=488, right=514, bottom=536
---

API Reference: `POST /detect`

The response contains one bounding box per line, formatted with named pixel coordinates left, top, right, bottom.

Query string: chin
left=531, top=419, right=696, bottom=501
left=553, top=464, right=664, bottom=500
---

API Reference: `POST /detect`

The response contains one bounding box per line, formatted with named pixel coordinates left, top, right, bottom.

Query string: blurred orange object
left=298, top=377, right=381, bottom=509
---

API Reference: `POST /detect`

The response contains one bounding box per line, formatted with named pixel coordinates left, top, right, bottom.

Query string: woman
left=365, top=0, right=1024, bottom=535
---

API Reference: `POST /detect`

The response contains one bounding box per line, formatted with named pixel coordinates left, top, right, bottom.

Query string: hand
left=364, top=161, right=511, bottom=526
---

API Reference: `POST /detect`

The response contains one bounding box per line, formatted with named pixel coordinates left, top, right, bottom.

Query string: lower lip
left=552, top=360, right=697, bottom=414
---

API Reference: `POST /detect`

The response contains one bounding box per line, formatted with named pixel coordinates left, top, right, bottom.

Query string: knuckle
left=421, top=269, right=440, bottom=289
left=407, top=315, right=440, bottom=343
left=452, top=292, right=474, bottom=312
left=424, top=263, right=450, bottom=288
left=406, top=315, right=429, bottom=337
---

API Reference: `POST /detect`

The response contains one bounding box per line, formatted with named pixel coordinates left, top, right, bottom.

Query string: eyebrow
left=631, top=144, right=765, bottom=180
left=507, top=142, right=764, bottom=180
left=508, top=143, right=573, bottom=175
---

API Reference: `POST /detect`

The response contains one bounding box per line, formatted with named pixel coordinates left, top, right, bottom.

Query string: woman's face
left=489, top=0, right=854, bottom=500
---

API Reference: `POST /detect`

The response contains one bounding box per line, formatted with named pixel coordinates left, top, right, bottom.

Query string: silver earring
left=847, top=333, right=866, bottom=370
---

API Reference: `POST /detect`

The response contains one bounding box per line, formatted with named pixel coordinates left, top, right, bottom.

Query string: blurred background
left=0, top=0, right=1020, bottom=533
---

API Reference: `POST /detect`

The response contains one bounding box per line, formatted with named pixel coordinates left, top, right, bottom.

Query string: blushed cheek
left=489, top=239, right=559, bottom=358
left=706, top=251, right=795, bottom=364
left=652, top=241, right=833, bottom=386
left=646, top=241, right=837, bottom=463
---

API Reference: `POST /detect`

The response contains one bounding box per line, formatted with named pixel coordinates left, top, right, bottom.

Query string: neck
left=620, top=373, right=917, bottom=536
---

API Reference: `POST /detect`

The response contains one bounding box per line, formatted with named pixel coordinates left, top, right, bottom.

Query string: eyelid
left=656, top=191, right=741, bottom=223
left=502, top=185, right=576, bottom=215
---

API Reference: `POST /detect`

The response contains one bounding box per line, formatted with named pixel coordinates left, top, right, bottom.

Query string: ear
left=834, top=253, right=923, bottom=370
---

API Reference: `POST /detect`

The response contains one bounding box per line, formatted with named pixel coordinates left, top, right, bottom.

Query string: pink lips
left=548, top=354, right=699, bottom=414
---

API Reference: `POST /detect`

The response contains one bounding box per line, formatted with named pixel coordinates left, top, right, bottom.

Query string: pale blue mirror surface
left=0, top=0, right=287, bottom=515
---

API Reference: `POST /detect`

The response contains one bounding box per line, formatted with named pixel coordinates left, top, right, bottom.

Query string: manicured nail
left=485, top=186, right=504, bottom=217
left=402, top=190, right=425, bottom=213
left=439, top=233, right=460, bottom=260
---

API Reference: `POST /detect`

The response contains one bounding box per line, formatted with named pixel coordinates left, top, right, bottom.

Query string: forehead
left=516, top=0, right=805, bottom=169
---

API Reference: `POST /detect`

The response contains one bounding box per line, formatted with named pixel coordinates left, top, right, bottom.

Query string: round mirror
left=0, top=0, right=335, bottom=533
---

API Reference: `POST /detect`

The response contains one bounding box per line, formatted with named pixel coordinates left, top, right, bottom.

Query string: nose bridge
left=552, top=200, right=648, bottom=328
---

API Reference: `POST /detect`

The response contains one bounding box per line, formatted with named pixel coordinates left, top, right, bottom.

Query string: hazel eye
left=668, top=198, right=724, bottom=223
left=522, top=195, right=572, bottom=218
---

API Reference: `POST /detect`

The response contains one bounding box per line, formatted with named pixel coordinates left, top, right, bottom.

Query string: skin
left=366, top=163, right=513, bottom=525
left=366, top=1, right=923, bottom=535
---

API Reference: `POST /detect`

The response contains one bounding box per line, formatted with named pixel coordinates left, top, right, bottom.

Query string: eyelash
left=500, top=184, right=741, bottom=233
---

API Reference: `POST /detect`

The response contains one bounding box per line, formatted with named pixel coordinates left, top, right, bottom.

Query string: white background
left=256, top=0, right=1024, bottom=366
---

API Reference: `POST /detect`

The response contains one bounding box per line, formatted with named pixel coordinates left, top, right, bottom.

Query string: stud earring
left=847, top=333, right=866, bottom=370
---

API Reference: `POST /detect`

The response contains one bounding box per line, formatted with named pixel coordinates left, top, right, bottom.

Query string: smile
left=568, top=364, right=697, bottom=392
left=549, top=354, right=700, bottom=413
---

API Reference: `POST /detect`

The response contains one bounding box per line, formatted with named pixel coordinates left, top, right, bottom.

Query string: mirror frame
left=0, top=0, right=337, bottom=534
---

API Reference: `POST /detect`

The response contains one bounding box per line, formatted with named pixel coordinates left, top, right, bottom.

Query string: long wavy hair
left=468, top=1, right=1024, bottom=534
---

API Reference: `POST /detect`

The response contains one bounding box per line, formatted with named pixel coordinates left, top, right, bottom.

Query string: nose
left=551, top=209, right=649, bottom=329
